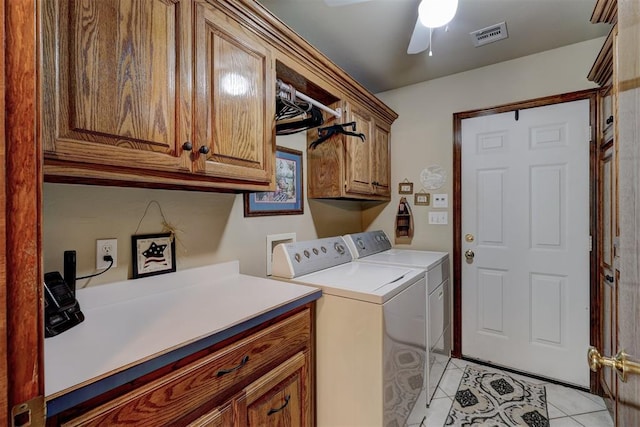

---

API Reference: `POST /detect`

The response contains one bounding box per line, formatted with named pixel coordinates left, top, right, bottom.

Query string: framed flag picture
left=131, top=232, right=176, bottom=279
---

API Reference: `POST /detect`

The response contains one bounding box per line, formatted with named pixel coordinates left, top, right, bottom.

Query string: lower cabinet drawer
left=62, top=309, right=311, bottom=427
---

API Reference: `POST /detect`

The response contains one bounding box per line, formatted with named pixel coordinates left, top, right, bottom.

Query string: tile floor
left=408, top=358, right=614, bottom=427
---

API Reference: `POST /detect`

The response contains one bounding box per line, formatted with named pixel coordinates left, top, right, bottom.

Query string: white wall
left=363, top=38, right=604, bottom=255
left=43, top=133, right=364, bottom=286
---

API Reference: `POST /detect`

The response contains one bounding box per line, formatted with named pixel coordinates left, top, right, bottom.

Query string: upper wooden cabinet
left=193, top=3, right=275, bottom=184
left=42, top=0, right=275, bottom=191
left=41, top=0, right=193, bottom=174
left=40, top=0, right=396, bottom=194
left=307, top=101, right=391, bottom=200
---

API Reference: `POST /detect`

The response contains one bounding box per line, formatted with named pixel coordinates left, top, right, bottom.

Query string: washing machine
left=271, top=236, right=427, bottom=427
left=343, top=230, right=451, bottom=405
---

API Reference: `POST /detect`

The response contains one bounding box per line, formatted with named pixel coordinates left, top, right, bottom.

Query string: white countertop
left=44, top=261, right=319, bottom=400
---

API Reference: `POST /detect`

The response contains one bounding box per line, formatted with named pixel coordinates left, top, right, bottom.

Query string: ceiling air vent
left=470, top=22, right=508, bottom=47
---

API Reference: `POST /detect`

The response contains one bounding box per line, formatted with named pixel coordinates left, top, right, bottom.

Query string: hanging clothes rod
left=276, top=79, right=342, bottom=119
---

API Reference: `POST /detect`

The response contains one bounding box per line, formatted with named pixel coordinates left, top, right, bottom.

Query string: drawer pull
left=267, top=395, right=290, bottom=416
left=216, top=355, right=249, bottom=377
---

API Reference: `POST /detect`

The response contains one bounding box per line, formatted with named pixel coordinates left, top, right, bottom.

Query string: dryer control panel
left=343, top=230, right=392, bottom=259
left=271, top=237, right=352, bottom=278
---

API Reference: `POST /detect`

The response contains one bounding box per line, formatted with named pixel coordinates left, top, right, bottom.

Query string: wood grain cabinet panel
left=345, top=105, right=374, bottom=195
left=194, top=2, right=275, bottom=184
left=41, top=0, right=193, bottom=173
left=187, top=402, right=235, bottom=427
left=244, top=351, right=310, bottom=427
left=373, top=122, right=391, bottom=197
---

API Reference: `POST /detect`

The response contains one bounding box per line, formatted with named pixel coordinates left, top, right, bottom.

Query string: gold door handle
left=588, top=347, right=640, bottom=382
left=465, top=250, right=475, bottom=260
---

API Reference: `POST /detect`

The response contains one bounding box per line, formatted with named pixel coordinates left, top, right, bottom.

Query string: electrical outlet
left=433, top=194, right=449, bottom=208
left=96, top=239, right=118, bottom=269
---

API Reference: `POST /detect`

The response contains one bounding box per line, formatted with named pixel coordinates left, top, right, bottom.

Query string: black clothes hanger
left=275, top=97, right=325, bottom=135
left=309, top=121, right=365, bottom=149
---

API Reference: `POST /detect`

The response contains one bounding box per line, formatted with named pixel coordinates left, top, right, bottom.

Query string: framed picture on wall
left=244, top=147, right=304, bottom=217
left=131, top=233, right=176, bottom=279
left=398, top=180, right=414, bottom=194
left=414, top=191, right=430, bottom=206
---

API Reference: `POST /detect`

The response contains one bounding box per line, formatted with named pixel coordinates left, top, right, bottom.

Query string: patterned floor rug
left=445, top=365, right=549, bottom=427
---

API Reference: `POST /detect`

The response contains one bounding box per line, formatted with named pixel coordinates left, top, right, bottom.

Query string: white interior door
left=461, top=100, right=590, bottom=387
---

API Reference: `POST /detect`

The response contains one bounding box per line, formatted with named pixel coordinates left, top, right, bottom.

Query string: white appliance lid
left=292, top=262, right=424, bottom=303
left=361, top=249, right=448, bottom=270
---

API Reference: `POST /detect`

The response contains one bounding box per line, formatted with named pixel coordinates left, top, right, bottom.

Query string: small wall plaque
left=398, top=179, right=414, bottom=194
left=414, top=190, right=430, bottom=206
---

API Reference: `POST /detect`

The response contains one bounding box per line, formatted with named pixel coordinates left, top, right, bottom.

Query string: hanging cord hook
left=134, top=201, right=185, bottom=255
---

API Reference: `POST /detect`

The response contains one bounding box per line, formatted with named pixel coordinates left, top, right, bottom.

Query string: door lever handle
left=605, top=274, right=614, bottom=283
left=588, top=347, right=640, bottom=382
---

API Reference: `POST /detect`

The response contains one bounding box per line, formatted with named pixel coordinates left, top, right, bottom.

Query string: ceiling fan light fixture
left=418, top=0, right=459, bottom=28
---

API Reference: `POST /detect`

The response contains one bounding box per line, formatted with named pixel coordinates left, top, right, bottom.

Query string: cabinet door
left=187, top=402, right=234, bottom=427
left=345, top=104, right=373, bottom=195
left=194, top=2, right=275, bottom=186
left=42, top=0, right=192, bottom=173
left=372, top=122, right=391, bottom=196
left=245, top=351, right=310, bottom=427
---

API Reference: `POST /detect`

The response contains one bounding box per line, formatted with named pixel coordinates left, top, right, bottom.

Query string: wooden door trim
left=452, top=89, right=600, bottom=391
left=4, top=0, right=43, bottom=419
left=1, top=0, right=7, bottom=423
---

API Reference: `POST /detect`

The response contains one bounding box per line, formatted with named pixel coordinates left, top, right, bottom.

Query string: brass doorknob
left=588, top=347, right=640, bottom=382
left=464, top=250, right=475, bottom=260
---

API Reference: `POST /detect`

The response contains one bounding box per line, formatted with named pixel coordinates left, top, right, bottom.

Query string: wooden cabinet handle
left=267, top=395, right=290, bottom=416
left=216, top=355, right=249, bottom=377
left=199, top=146, right=210, bottom=155
left=182, top=142, right=193, bottom=151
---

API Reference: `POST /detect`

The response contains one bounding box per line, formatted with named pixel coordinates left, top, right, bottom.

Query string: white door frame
left=452, top=89, right=600, bottom=391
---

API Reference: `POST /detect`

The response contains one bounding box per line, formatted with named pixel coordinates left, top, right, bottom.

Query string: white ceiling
left=258, top=0, right=611, bottom=93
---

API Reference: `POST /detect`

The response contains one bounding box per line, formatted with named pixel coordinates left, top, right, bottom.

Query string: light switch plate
left=433, top=194, right=448, bottom=208
left=428, top=212, right=448, bottom=225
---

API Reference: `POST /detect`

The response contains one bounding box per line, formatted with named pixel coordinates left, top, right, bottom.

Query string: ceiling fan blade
left=323, top=0, right=371, bottom=6
left=407, top=17, right=430, bottom=54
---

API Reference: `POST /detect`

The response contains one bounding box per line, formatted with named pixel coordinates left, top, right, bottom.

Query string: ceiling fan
left=323, top=0, right=459, bottom=55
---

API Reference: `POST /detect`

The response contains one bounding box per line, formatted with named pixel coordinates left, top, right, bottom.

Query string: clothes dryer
left=343, top=230, right=450, bottom=405
left=271, top=236, right=427, bottom=427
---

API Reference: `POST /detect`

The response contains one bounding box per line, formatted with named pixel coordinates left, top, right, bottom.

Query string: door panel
left=477, top=169, right=505, bottom=244
left=373, top=123, right=390, bottom=196
left=461, top=100, right=591, bottom=387
left=194, top=3, right=275, bottom=183
left=41, top=0, right=191, bottom=172
left=530, top=273, right=564, bottom=345
left=5, top=0, right=44, bottom=423
left=345, top=105, right=373, bottom=194
left=614, top=0, right=640, bottom=421
left=599, top=144, right=617, bottom=401
left=477, top=268, right=506, bottom=334
left=531, top=165, right=564, bottom=248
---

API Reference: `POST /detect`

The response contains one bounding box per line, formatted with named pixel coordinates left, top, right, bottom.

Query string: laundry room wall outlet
left=433, top=194, right=449, bottom=208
